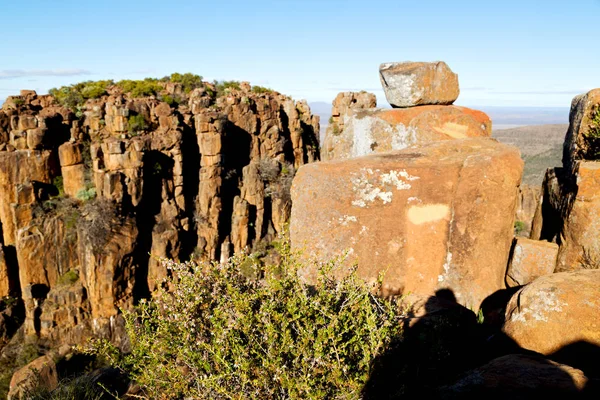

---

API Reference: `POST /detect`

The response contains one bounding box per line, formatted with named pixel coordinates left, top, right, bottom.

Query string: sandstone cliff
left=0, top=75, right=319, bottom=349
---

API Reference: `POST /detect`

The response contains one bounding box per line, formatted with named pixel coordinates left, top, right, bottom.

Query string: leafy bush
left=90, top=241, right=404, bottom=399
left=127, top=114, right=147, bottom=135
left=214, top=80, right=241, bottom=97
left=21, top=375, right=108, bottom=400
left=57, top=270, right=79, bottom=286
left=251, top=85, right=274, bottom=94
left=513, top=220, right=526, bottom=236
left=116, top=78, right=162, bottom=98
left=76, top=188, right=97, bottom=202
left=168, top=72, right=204, bottom=93
left=259, top=159, right=296, bottom=204
left=52, top=176, right=65, bottom=198
left=49, top=80, right=113, bottom=111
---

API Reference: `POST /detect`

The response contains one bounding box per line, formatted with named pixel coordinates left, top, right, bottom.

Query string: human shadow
left=362, top=288, right=600, bottom=399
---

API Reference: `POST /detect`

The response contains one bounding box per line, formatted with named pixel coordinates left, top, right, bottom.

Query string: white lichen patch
left=359, top=225, right=369, bottom=235
left=510, top=288, right=568, bottom=324
left=351, top=168, right=419, bottom=207
left=438, top=252, right=453, bottom=282
left=338, top=215, right=358, bottom=226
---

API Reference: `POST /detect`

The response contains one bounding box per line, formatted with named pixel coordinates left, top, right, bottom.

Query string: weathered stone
left=439, top=354, right=589, bottom=399
left=322, top=105, right=491, bottom=161
left=8, top=354, right=58, bottom=399
left=58, top=142, right=83, bottom=166
left=515, top=184, right=542, bottom=238
left=563, top=88, right=600, bottom=173
left=557, top=161, right=600, bottom=271
left=503, top=270, right=600, bottom=355
left=290, top=138, right=523, bottom=308
left=379, top=61, right=460, bottom=108
left=61, top=164, right=87, bottom=197
left=26, top=128, right=46, bottom=150
left=506, top=238, right=558, bottom=287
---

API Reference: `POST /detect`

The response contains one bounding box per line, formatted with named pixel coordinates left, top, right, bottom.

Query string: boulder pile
left=322, top=61, right=490, bottom=161
left=291, top=64, right=600, bottom=396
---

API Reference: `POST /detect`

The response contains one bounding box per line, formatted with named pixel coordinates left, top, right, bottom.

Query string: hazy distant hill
left=493, top=124, right=568, bottom=185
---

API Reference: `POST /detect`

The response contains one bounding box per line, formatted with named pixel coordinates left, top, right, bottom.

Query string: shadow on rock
left=362, top=288, right=600, bottom=399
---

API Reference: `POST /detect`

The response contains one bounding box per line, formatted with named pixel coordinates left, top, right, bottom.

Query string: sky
left=1, top=0, right=599, bottom=108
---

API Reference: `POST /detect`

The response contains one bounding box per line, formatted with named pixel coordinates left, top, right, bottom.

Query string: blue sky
left=1, top=0, right=599, bottom=107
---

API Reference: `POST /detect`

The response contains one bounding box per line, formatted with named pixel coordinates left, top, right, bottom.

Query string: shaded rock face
left=439, top=354, right=589, bottom=399
left=503, top=270, right=600, bottom=356
left=290, top=138, right=523, bottom=308
left=322, top=105, right=491, bottom=161
left=0, top=84, right=319, bottom=348
left=379, top=61, right=460, bottom=108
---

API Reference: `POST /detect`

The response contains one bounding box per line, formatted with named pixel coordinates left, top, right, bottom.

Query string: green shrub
left=169, top=72, right=204, bottom=93
left=49, top=80, right=112, bottom=111
left=514, top=220, right=526, bottom=236
left=116, top=78, right=162, bottom=98
left=22, top=375, right=107, bottom=400
left=76, top=188, right=97, bottom=202
left=52, top=176, right=65, bottom=198
left=57, top=270, right=79, bottom=286
left=90, top=241, right=404, bottom=399
left=251, top=85, right=274, bottom=94
left=214, top=80, right=241, bottom=97
left=127, top=114, right=147, bottom=135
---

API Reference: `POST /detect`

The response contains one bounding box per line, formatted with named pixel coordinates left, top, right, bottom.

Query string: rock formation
left=534, top=88, right=600, bottom=272
left=322, top=62, right=489, bottom=161
left=0, top=77, right=319, bottom=351
left=503, top=270, right=600, bottom=355
left=291, top=138, right=523, bottom=308
left=379, top=61, right=460, bottom=108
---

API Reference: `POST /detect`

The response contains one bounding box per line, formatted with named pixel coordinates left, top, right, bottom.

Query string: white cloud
left=0, top=69, right=92, bottom=79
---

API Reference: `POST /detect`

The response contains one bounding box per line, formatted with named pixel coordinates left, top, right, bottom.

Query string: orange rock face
left=557, top=161, right=600, bottom=271
left=290, top=138, right=523, bottom=308
left=503, top=270, right=600, bottom=355
left=562, top=88, right=600, bottom=173
left=506, top=238, right=558, bottom=287
left=322, top=105, right=491, bottom=161
left=379, top=61, right=460, bottom=108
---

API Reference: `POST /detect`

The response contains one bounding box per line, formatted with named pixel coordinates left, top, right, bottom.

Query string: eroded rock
left=379, top=61, right=460, bottom=108
left=290, top=138, right=523, bottom=308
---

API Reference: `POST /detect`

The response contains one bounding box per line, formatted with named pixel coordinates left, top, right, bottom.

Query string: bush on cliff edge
left=90, top=241, right=404, bottom=399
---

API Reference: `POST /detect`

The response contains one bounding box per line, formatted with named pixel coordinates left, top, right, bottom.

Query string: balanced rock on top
left=379, top=61, right=460, bottom=108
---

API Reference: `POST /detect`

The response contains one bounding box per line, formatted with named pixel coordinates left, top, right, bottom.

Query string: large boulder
left=503, top=270, right=600, bottom=356
left=290, top=138, right=523, bottom=308
left=8, top=354, right=59, bottom=399
left=506, top=238, right=558, bottom=287
left=322, top=105, right=490, bottom=161
left=379, top=61, right=459, bottom=108
left=563, top=88, right=600, bottom=173
left=557, top=161, right=600, bottom=271
left=438, top=354, right=590, bottom=399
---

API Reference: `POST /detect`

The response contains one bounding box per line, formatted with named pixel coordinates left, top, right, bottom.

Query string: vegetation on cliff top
left=88, top=240, right=405, bottom=399
left=47, top=73, right=275, bottom=113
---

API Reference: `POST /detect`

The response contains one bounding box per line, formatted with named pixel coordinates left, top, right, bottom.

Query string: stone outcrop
left=290, top=138, right=523, bottom=308
left=0, top=80, right=320, bottom=350
left=503, top=270, right=600, bottom=356
left=379, top=61, right=459, bottom=108
left=322, top=105, right=491, bottom=161
left=323, top=61, right=490, bottom=162
left=506, top=238, right=558, bottom=287
left=515, top=184, right=542, bottom=238
left=556, top=161, right=600, bottom=271
left=562, top=88, right=600, bottom=173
